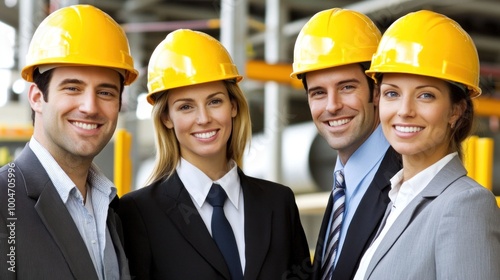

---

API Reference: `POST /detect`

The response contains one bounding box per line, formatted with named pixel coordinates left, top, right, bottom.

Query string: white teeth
left=73, top=121, right=98, bottom=130
left=395, top=126, right=422, bottom=133
left=194, top=131, right=216, bottom=139
left=329, top=118, right=350, bottom=127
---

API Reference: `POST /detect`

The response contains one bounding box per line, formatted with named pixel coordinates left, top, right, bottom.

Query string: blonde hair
left=145, top=80, right=252, bottom=185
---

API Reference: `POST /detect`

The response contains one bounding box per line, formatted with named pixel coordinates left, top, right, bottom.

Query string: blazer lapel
left=311, top=193, right=333, bottom=274
left=364, top=156, right=466, bottom=279
left=239, top=171, right=273, bottom=279
left=107, top=206, right=131, bottom=280
left=159, top=173, right=231, bottom=279
left=35, top=185, right=99, bottom=280
left=16, top=145, right=98, bottom=280
left=334, top=147, right=399, bottom=278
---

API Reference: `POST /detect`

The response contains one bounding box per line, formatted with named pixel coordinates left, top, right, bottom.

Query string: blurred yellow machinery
left=462, top=136, right=500, bottom=206
left=114, top=128, right=132, bottom=197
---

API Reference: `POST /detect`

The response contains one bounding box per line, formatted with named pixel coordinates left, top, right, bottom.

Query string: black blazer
left=0, top=145, right=130, bottom=280
left=310, top=147, right=401, bottom=280
left=118, top=169, right=311, bottom=280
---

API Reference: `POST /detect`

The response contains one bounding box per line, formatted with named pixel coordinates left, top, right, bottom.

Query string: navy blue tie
left=206, top=183, right=243, bottom=280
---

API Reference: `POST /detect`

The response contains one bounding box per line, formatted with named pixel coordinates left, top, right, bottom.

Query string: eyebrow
left=171, top=91, right=226, bottom=104
left=308, top=78, right=361, bottom=93
left=381, top=83, right=441, bottom=91
left=58, top=79, right=120, bottom=91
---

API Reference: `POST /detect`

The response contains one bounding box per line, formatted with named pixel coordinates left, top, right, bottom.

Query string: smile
left=394, top=125, right=423, bottom=133
left=72, top=121, right=98, bottom=130
left=329, top=118, right=351, bottom=127
left=194, top=131, right=216, bottom=139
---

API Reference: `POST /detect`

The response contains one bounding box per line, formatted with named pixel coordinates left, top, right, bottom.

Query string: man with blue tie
left=291, top=8, right=401, bottom=279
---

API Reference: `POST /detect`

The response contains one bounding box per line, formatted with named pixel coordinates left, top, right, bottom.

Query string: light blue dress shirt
left=29, top=138, right=120, bottom=280
left=323, top=125, right=390, bottom=267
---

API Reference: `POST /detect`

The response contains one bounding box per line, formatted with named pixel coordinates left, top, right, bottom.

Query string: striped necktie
left=321, top=169, right=346, bottom=280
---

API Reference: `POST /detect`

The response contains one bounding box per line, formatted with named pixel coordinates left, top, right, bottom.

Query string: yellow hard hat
left=21, top=5, right=138, bottom=85
left=291, top=8, right=381, bottom=79
left=366, top=10, right=481, bottom=97
left=147, top=29, right=242, bottom=104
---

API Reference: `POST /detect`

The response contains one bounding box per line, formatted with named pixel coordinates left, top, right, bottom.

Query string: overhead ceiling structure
left=2, top=0, right=500, bottom=97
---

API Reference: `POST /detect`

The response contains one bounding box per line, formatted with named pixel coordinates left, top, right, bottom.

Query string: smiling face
left=306, top=63, right=379, bottom=164
left=29, top=66, right=121, bottom=166
left=379, top=73, right=463, bottom=173
left=162, top=80, right=237, bottom=167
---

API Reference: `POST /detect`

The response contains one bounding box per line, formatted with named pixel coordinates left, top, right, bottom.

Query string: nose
left=79, top=91, right=98, bottom=115
left=397, top=96, right=415, bottom=118
left=196, top=106, right=211, bottom=124
left=325, top=92, right=342, bottom=113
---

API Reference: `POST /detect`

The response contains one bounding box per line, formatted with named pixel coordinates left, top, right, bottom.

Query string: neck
left=188, top=156, right=231, bottom=181
left=402, top=151, right=449, bottom=182
left=57, top=155, right=92, bottom=201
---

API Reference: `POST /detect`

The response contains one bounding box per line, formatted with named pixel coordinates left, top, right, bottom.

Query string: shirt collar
left=29, top=137, right=116, bottom=204
left=335, top=125, right=390, bottom=193
left=388, top=152, right=457, bottom=209
left=177, top=158, right=241, bottom=209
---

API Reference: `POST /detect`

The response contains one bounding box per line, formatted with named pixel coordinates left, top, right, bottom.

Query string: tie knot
left=334, top=169, right=345, bottom=189
left=207, top=183, right=227, bottom=207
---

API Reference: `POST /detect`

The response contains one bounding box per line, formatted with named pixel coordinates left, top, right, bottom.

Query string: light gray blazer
left=363, top=156, right=500, bottom=280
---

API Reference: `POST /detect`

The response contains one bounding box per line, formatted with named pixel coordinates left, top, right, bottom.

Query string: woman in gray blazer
left=353, top=10, right=500, bottom=280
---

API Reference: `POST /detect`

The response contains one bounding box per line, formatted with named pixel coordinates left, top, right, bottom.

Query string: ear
left=231, top=99, right=237, bottom=118
left=28, top=83, right=44, bottom=113
left=449, top=99, right=466, bottom=126
left=161, top=112, right=174, bottom=129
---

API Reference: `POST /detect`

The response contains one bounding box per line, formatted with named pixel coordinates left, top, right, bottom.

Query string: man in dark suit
left=290, top=8, right=401, bottom=279
left=0, top=5, right=138, bottom=279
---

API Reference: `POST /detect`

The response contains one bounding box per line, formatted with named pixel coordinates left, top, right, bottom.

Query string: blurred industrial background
left=1, top=0, right=500, bottom=248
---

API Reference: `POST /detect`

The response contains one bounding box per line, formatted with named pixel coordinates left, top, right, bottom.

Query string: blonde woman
left=118, top=29, right=310, bottom=280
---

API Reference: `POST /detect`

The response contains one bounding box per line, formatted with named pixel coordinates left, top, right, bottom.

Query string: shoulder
left=120, top=179, right=164, bottom=202
left=447, top=175, right=494, bottom=196
left=437, top=175, right=498, bottom=212
left=239, top=170, right=295, bottom=197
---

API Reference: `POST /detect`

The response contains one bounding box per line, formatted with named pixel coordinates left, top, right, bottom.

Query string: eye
left=209, top=98, right=223, bottom=105
left=340, top=84, right=356, bottom=92
left=383, top=90, right=399, bottom=98
left=309, top=90, right=326, bottom=98
left=63, top=86, right=79, bottom=93
left=179, top=104, right=192, bottom=111
left=98, top=91, right=114, bottom=97
left=419, top=92, right=435, bottom=99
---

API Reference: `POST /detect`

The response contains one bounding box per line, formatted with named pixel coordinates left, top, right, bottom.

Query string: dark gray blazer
left=0, top=145, right=130, bottom=280
left=363, top=156, right=500, bottom=280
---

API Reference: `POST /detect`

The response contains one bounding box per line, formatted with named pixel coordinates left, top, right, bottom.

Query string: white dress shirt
left=176, top=157, right=246, bottom=270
